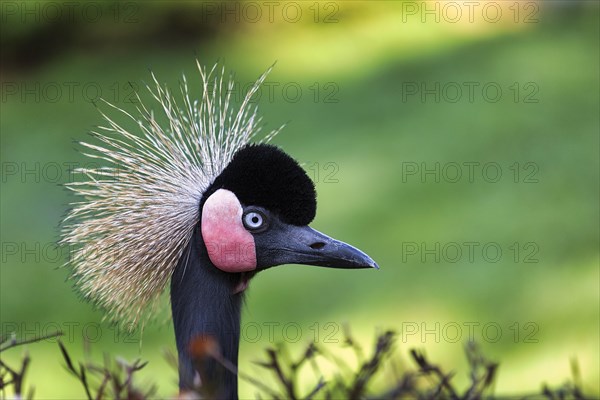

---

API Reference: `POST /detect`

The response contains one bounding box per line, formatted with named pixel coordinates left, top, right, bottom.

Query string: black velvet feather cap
left=202, top=144, right=317, bottom=226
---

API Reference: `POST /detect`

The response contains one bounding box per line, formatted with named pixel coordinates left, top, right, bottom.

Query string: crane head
left=61, top=63, right=378, bottom=328
left=200, top=144, right=378, bottom=293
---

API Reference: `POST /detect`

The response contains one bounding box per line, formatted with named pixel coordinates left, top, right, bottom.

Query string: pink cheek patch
left=201, top=189, right=257, bottom=272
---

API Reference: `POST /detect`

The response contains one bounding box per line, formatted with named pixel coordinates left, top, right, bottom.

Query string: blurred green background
left=1, top=1, right=598, bottom=398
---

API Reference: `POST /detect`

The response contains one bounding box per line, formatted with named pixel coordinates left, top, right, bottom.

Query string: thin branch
left=0, top=331, right=64, bottom=352
left=216, top=353, right=281, bottom=399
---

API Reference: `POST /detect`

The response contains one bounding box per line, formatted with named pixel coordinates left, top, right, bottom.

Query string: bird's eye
left=243, top=210, right=266, bottom=231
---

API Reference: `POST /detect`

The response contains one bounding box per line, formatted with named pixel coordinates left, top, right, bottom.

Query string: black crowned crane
left=61, top=63, right=377, bottom=398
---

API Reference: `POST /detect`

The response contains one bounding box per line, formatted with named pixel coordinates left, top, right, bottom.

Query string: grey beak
left=255, top=223, right=379, bottom=270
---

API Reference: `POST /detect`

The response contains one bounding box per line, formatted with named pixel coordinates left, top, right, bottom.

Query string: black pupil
left=251, top=215, right=260, bottom=224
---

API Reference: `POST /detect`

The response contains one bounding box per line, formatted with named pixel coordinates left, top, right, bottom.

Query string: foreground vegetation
left=1, top=330, right=588, bottom=399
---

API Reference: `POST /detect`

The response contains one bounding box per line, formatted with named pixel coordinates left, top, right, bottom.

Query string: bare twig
left=0, top=331, right=64, bottom=352
left=58, top=340, right=154, bottom=400
left=0, top=331, right=63, bottom=398
left=410, top=349, right=459, bottom=400
left=347, top=331, right=395, bottom=399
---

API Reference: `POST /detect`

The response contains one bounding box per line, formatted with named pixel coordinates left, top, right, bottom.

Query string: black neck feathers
left=170, top=225, right=242, bottom=398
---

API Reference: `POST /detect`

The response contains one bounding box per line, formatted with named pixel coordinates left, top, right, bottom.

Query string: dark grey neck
left=170, top=225, right=242, bottom=398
